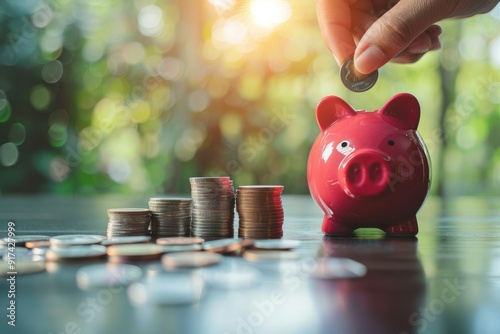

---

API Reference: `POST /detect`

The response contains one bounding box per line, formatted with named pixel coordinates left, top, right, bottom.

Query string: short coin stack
left=236, top=185, right=285, bottom=239
left=149, top=198, right=192, bottom=238
left=106, top=208, right=151, bottom=238
left=190, top=177, right=235, bottom=239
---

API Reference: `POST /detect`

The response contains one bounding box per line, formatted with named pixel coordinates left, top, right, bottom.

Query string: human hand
left=316, top=0, right=499, bottom=74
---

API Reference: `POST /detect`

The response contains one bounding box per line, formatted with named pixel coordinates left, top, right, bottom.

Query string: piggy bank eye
left=336, top=140, right=354, bottom=155
left=387, top=139, right=395, bottom=146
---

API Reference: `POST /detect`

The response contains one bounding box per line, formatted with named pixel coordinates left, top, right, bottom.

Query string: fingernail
left=354, top=45, right=386, bottom=74
left=408, top=40, right=430, bottom=54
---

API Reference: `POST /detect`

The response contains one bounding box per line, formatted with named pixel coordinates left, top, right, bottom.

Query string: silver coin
left=0, top=246, right=31, bottom=260
left=254, top=239, right=301, bottom=250
left=340, top=56, right=378, bottom=92
left=304, top=258, right=367, bottom=279
left=0, top=260, right=45, bottom=276
left=50, top=235, right=106, bottom=247
left=31, top=247, right=49, bottom=256
left=128, top=273, right=204, bottom=306
left=243, top=250, right=299, bottom=262
left=199, top=264, right=262, bottom=289
left=46, top=245, right=107, bottom=261
left=76, top=263, right=143, bottom=290
left=3, top=235, right=50, bottom=246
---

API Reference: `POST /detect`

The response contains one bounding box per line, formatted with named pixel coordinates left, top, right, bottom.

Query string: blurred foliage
left=0, top=0, right=499, bottom=196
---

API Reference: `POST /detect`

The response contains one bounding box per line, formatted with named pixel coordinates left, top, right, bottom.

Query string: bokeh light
left=0, top=142, right=19, bottom=167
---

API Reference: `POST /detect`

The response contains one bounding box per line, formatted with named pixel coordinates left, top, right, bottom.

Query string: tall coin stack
left=236, top=185, right=284, bottom=239
left=149, top=198, right=192, bottom=238
left=190, top=177, right=235, bottom=239
left=106, top=208, right=151, bottom=238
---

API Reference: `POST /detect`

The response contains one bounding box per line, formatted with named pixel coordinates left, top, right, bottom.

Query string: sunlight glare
left=250, top=0, right=291, bottom=29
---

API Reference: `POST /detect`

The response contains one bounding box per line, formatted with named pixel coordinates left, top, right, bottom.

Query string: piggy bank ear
left=378, top=93, right=420, bottom=130
left=316, top=96, right=356, bottom=132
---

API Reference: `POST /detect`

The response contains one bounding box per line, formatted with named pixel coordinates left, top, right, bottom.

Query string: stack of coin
left=106, top=208, right=151, bottom=238
left=190, top=177, right=235, bottom=238
left=236, top=185, right=285, bottom=239
left=148, top=198, right=192, bottom=238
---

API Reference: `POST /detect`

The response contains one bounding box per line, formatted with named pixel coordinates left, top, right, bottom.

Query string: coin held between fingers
left=340, top=56, right=378, bottom=92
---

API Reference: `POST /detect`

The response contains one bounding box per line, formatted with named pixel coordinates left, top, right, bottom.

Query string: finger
left=392, top=38, right=442, bottom=64
left=354, top=0, right=447, bottom=74
left=406, top=25, right=441, bottom=54
left=315, top=0, right=356, bottom=65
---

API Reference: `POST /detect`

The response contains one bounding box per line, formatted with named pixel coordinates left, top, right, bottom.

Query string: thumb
left=354, top=0, right=445, bottom=74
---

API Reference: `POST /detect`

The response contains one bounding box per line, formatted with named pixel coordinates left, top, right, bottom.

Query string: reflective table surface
left=1, top=195, right=500, bottom=334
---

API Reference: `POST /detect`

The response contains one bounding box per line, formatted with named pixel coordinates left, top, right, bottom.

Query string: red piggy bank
left=307, top=93, right=430, bottom=236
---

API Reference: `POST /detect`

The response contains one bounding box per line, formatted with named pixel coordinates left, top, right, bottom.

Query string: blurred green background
left=0, top=0, right=499, bottom=196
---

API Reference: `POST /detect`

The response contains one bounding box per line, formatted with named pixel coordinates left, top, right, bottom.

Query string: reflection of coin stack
left=190, top=177, right=235, bottom=239
left=236, top=186, right=284, bottom=239
left=106, top=208, right=151, bottom=238
left=148, top=198, right=192, bottom=238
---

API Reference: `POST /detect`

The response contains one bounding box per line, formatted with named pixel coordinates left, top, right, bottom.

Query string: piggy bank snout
left=339, top=149, right=391, bottom=198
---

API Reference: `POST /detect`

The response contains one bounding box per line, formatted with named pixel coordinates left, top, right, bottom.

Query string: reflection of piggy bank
left=307, top=93, right=430, bottom=236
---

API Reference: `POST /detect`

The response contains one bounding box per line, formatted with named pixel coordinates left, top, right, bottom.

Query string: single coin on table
left=128, top=273, right=204, bottom=306
left=45, top=245, right=107, bottom=262
left=0, top=246, right=31, bottom=260
left=200, top=264, right=262, bottom=289
left=253, top=239, right=301, bottom=250
left=162, top=251, right=222, bottom=268
left=340, top=56, right=378, bottom=92
left=203, top=238, right=254, bottom=254
left=50, top=235, right=106, bottom=247
left=76, top=263, right=143, bottom=290
left=101, top=236, right=151, bottom=246
left=107, top=244, right=165, bottom=263
left=3, top=235, right=50, bottom=247
left=303, top=258, right=367, bottom=279
left=243, top=250, right=300, bottom=262
left=156, top=237, right=205, bottom=246
left=0, top=260, right=46, bottom=276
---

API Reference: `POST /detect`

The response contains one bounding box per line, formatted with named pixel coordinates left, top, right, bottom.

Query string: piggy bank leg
left=322, top=216, right=355, bottom=236
left=384, top=217, right=418, bottom=236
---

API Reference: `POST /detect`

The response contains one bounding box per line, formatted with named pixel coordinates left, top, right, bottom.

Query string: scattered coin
left=46, top=245, right=107, bottom=262
left=236, top=185, right=285, bottom=239
left=25, top=240, right=51, bottom=248
left=106, top=208, right=151, bottom=238
left=243, top=250, right=300, bottom=262
left=101, top=236, right=151, bottom=246
left=203, top=238, right=254, bottom=254
left=162, top=244, right=203, bottom=253
left=149, top=198, right=192, bottom=238
left=0, top=260, right=46, bottom=276
left=3, top=235, right=50, bottom=247
left=76, top=263, right=143, bottom=290
left=340, top=56, right=378, bottom=92
left=128, top=273, right=204, bottom=306
left=200, top=264, right=262, bottom=289
left=31, top=247, right=50, bottom=256
left=303, top=258, right=367, bottom=279
left=254, top=239, right=301, bottom=250
left=190, top=177, right=235, bottom=239
left=107, top=244, right=165, bottom=263
left=0, top=246, right=31, bottom=260
left=156, top=237, right=205, bottom=246
left=162, top=251, right=222, bottom=268
left=50, top=235, right=106, bottom=247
